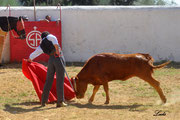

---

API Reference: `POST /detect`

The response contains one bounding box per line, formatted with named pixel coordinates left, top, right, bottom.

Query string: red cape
left=22, top=59, right=75, bottom=102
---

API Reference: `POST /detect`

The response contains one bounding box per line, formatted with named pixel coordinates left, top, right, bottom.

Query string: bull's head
left=71, top=76, right=88, bottom=99
left=16, top=16, right=26, bottom=39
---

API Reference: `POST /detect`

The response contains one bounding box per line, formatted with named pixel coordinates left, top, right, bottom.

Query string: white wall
left=0, top=6, right=180, bottom=62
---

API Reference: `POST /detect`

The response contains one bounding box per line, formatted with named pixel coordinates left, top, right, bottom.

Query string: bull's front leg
left=88, top=85, right=100, bottom=104
left=103, top=82, right=110, bottom=104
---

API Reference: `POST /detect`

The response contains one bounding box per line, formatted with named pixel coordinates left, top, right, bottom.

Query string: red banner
left=10, top=21, right=62, bottom=62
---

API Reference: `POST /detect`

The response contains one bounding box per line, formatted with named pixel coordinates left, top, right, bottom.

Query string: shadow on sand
left=3, top=102, right=56, bottom=114
left=70, top=102, right=148, bottom=112
left=3, top=101, right=149, bottom=114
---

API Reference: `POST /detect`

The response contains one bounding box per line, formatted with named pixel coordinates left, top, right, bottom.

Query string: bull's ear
left=19, top=16, right=22, bottom=21
left=71, top=76, right=76, bottom=81
left=71, top=76, right=78, bottom=81
left=75, top=76, right=79, bottom=81
left=71, top=77, right=74, bottom=80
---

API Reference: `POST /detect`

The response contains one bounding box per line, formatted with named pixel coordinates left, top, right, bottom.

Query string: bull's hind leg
left=103, top=82, right=110, bottom=104
left=140, top=75, right=167, bottom=103
left=88, top=85, right=100, bottom=104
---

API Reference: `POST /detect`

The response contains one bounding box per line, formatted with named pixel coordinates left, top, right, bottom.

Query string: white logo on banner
left=26, top=26, right=42, bottom=49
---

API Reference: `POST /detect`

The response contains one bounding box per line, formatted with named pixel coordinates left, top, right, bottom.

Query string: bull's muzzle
left=76, top=94, right=84, bottom=99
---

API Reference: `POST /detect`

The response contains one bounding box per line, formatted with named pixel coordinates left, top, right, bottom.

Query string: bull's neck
left=77, top=73, right=91, bottom=84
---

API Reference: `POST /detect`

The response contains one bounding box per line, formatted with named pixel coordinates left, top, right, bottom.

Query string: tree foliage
left=0, top=0, right=20, bottom=6
left=109, top=0, right=135, bottom=5
left=134, top=0, right=167, bottom=5
left=18, top=0, right=137, bottom=6
left=19, top=0, right=46, bottom=6
left=0, top=0, right=175, bottom=6
left=19, top=0, right=137, bottom=6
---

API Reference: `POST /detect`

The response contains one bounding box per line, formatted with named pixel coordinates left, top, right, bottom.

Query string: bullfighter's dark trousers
left=41, top=55, right=65, bottom=104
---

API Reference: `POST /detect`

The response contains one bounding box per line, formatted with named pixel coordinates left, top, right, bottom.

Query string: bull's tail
left=151, top=61, right=171, bottom=69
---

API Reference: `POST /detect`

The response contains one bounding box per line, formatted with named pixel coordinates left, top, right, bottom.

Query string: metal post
left=8, top=4, right=11, bottom=16
left=33, top=0, right=37, bottom=21
left=57, top=3, right=61, bottom=21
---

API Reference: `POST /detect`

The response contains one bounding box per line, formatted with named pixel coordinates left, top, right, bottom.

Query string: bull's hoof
left=163, top=98, right=167, bottom=104
left=88, top=99, right=93, bottom=104
left=104, top=101, right=109, bottom=104
left=161, top=95, right=167, bottom=104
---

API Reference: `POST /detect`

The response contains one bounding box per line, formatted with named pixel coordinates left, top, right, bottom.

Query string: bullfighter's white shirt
left=29, top=34, right=61, bottom=60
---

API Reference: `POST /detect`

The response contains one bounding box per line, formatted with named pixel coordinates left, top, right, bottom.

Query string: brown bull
left=71, top=53, right=170, bottom=104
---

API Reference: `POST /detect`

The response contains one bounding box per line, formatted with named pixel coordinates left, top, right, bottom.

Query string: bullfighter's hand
left=27, top=58, right=33, bottom=62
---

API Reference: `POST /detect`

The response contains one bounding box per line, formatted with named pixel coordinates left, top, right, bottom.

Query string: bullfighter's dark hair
left=41, top=31, right=49, bottom=39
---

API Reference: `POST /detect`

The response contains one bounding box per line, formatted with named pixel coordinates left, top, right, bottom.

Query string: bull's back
left=78, top=53, right=151, bottom=81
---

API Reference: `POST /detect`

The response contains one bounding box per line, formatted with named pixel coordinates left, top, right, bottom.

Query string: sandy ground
left=0, top=63, right=180, bottom=120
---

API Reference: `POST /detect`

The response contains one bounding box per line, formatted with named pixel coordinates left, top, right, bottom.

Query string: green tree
left=61, top=0, right=136, bottom=5
left=18, top=0, right=173, bottom=6
left=156, top=0, right=166, bottom=5
left=19, top=0, right=47, bottom=6
left=0, top=0, right=20, bottom=6
left=19, top=0, right=70, bottom=6
left=109, top=0, right=136, bottom=5
left=61, top=0, right=100, bottom=5
left=19, top=0, right=137, bottom=6
left=134, top=0, right=167, bottom=5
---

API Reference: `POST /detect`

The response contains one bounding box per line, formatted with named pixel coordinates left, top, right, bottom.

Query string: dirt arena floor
left=0, top=62, right=180, bottom=120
